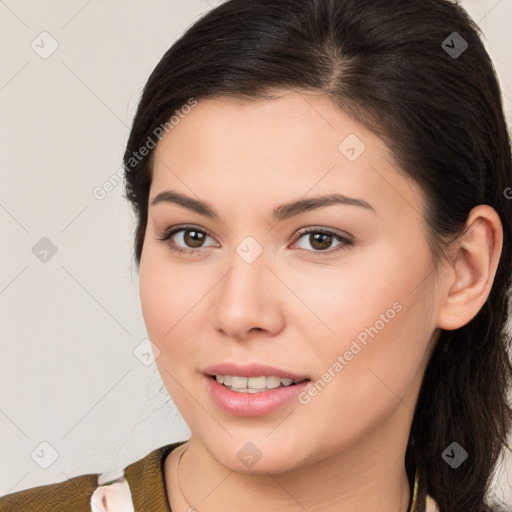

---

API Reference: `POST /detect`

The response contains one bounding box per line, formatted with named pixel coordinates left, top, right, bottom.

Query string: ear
left=436, top=205, right=503, bottom=331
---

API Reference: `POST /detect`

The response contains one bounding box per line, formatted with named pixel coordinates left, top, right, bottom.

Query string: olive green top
left=0, top=440, right=439, bottom=511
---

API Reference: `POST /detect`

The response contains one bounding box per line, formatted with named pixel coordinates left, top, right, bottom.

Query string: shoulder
left=0, top=440, right=187, bottom=512
left=0, top=471, right=98, bottom=511
left=426, top=494, right=440, bottom=512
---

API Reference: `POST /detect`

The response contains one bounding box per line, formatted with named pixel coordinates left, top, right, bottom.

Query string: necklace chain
left=176, top=442, right=419, bottom=512
left=177, top=443, right=197, bottom=512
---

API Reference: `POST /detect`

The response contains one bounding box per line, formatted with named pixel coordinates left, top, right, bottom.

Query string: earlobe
left=436, top=205, right=503, bottom=331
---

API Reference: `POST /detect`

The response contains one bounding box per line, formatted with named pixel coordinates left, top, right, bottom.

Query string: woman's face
left=139, top=91, right=444, bottom=473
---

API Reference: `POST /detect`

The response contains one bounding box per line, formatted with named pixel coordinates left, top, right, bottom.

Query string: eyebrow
left=150, top=190, right=376, bottom=222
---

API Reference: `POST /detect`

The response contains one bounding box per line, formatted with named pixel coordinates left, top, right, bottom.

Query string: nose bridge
left=221, top=234, right=271, bottom=301
left=213, top=234, right=283, bottom=336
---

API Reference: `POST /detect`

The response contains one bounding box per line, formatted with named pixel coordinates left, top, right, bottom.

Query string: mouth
left=204, top=372, right=312, bottom=416
left=209, top=374, right=310, bottom=393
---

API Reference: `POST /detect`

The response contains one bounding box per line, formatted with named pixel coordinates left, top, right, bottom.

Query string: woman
left=2, top=0, right=511, bottom=511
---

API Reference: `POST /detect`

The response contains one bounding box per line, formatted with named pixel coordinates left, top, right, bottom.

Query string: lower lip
left=204, top=376, right=310, bottom=417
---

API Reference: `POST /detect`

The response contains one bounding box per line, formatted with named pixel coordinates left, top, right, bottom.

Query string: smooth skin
left=138, top=91, right=503, bottom=512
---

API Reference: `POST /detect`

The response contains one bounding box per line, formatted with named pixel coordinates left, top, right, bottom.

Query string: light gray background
left=1, top=0, right=511, bottom=505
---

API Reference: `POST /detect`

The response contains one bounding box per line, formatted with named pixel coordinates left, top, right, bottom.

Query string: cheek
left=138, top=252, right=200, bottom=412
left=296, top=292, right=434, bottom=446
left=297, top=243, right=435, bottom=402
left=139, top=257, right=170, bottom=341
left=138, top=244, right=217, bottom=403
left=138, top=246, right=202, bottom=342
left=281, top=243, right=425, bottom=343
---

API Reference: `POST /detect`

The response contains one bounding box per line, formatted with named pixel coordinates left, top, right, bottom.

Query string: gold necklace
left=177, top=443, right=420, bottom=512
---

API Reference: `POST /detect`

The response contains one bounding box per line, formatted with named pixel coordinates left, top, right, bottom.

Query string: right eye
left=156, top=224, right=217, bottom=255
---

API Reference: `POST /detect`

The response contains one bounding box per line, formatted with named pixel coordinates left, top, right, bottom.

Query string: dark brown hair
left=123, top=0, right=512, bottom=510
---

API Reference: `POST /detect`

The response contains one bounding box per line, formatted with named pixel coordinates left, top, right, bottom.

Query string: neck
left=167, top=405, right=414, bottom=512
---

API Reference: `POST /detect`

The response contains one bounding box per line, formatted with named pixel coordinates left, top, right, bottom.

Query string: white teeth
left=247, top=376, right=267, bottom=389
left=214, top=374, right=300, bottom=392
left=231, top=376, right=247, bottom=388
left=263, top=376, right=282, bottom=389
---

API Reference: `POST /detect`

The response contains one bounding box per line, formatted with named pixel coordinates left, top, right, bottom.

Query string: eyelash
left=156, top=224, right=354, bottom=257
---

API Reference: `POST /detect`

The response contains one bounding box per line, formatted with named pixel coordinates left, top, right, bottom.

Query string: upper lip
left=202, top=362, right=310, bottom=382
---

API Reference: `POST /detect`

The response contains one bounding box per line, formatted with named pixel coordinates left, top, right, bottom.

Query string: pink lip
left=204, top=375, right=310, bottom=417
left=202, top=362, right=309, bottom=382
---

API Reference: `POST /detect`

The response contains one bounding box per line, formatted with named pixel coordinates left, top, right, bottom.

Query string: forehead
left=150, top=92, right=425, bottom=224
left=152, top=91, right=394, bottom=167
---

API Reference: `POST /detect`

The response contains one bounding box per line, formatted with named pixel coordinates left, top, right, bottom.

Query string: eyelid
left=156, top=224, right=354, bottom=255
left=292, top=226, right=354, bottom=244
left=155, top=223, right=218, bottom=252
left=289, top=227, right=354, bottom=255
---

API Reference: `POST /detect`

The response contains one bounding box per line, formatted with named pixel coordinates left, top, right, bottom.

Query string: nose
left=212, top=249, right=285, bottom=341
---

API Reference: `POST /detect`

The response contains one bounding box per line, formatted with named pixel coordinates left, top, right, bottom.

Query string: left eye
left=156, top=225, right=353, bottom=255
left=291, top=229, right=353, bottom=254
